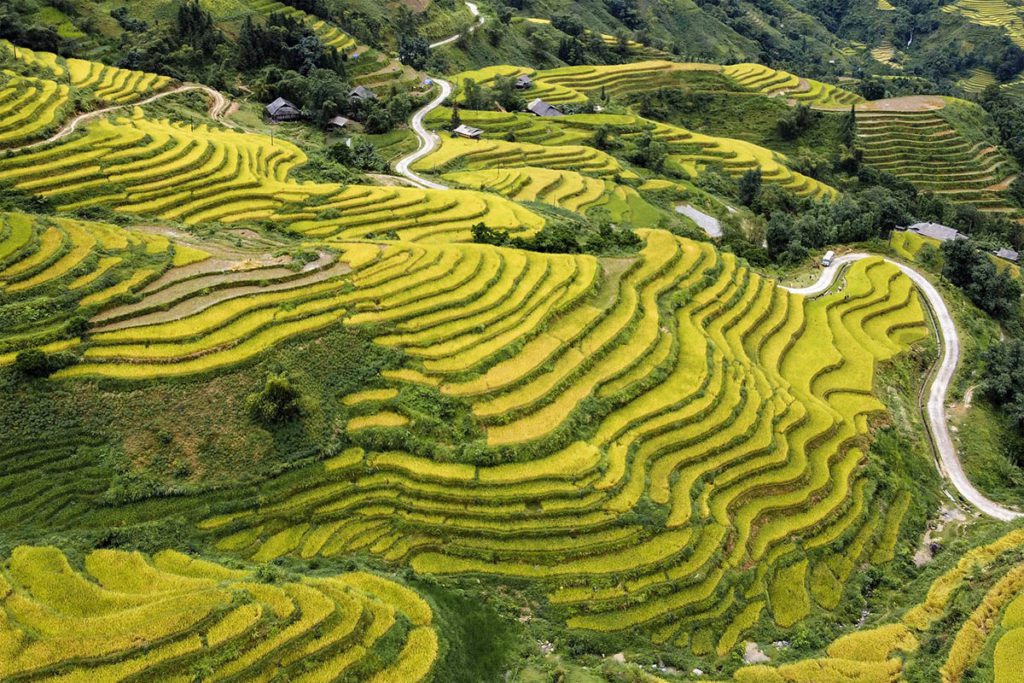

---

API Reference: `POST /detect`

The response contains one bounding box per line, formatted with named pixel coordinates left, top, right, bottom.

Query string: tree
left=14, top=350, right=51, bottom=378
left=839, top=105, right=857, bottom=146
left=592, top=124, right=613, bottom=150
left=247, top=373, right=305, bottom=424
left=492, top=75, right=525, bottom=112
left=398, top=34, right=429, bottom=70
left=738, top=169, right=762, bottom=206
left=942, top=239, right=1022, bottom=319
left=462, top=78, right=491, bottom=110
left=982, top=339, right=1024, bottom=440
left=766, top=215, right=806, bottom=264
left=176, top=0, right=220, bottom=56
left=449, top=105, right=462, bottom=131
left=626, top=131, right=667, bottom=172
left=860, top=78, right=886, bottom=101
left=777, top=104, right=819, bottom=140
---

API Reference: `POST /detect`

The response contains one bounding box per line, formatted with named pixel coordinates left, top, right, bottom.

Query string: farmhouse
left=995, top=247, right=1020, bottom=263
left=327, top=115, right=351, bottom=130
left=527, top=98, right=563, bottom=117
left=904, top=222, right=965, bottom=243
left=515, top=74, right=533, bottom=89
left=349, top=85, right=377, bottom=101
left=453, top=124, right=483, bottom=139
left=264, top=97, right=301, bottom=122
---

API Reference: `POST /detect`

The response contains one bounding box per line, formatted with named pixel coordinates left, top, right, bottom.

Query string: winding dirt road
left=12, top=84, right=234, bottom=152
left=784, top=253, right=1022, bottom=521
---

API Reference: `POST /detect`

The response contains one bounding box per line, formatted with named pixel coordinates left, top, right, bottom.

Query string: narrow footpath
left=12, top=84, right=234, bottom=152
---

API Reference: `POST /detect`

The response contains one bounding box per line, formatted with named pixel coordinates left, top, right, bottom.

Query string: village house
left=327, top=115, right=351, bottom=131
left=903, top=222, right=966, bottom=243
left=264, top=97, right=301, bottom=123
left=527, top=97, right=563, bottom=117
left=453, top=124, right=483, bottom=139
left=349, top=85, right=377, bottom=101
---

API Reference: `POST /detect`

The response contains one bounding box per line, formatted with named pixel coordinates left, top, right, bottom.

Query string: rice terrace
left=4, top=0, right=1024, bottom=681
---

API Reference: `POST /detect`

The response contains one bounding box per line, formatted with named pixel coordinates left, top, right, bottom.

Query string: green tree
left=738, top=169, right=762, bottom=206
left=247, top=373, right=305, bottom=425
left=14, top=350, right=51, bottom=378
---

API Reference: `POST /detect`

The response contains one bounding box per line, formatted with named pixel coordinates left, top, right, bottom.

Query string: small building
left=995, top=247, right=1020, bottom=263
left=527, top=97, right=563, bottom=117
left=327, top=116, right=351, bottom=131
left=349, top=85, right=377, bottom=101
left=515, top=74, right=533, bottom=90
left=905, top=222, right=965, bottom=243
left=453, top=124, right=483, bottom=139
left=265, top=97, right=301, bottom=122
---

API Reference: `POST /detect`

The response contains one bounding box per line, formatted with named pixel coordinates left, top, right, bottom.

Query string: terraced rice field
left=198, top=0, right=409, bottom=88
left=0, top=109, right=329, bottom=224
left=871, top=40, right=899, bottom=67
left=2, top=40, right=172, bottom=108
left=0, top=70, right=69, bottom=147
left=0, top=212, right=194, bottom=362
left=0, top=40, right=65, bottom=79
left=65, top=58, right=172, bottom=104
left=960, top=67, right=998, bottom=95
left=943, top=0, right=1024, bottom=49
left=413, top=135, right=636, bottom=179
left=201, top=0, right=357, bottom=53
left=427, top=108, right=837, bottom=201
left=0, top=545, right=438, bottom=681
left=192, top=232, right=928, bottom=647
left=0, top=89, right=543, bottom=241
left=856, top=106, right=1019, bottom=214
left=724, top=64, right=865, bottom=108
left=57, top=239, right=580, bottom=379
left=523, top=18, right=673, bottom=59
left=441, top=167, right=663, bottom=223
left=454, top=60, right=723, bottom=106
left=277, top=184, right=545, bottom=243
left=711, top=528, right=1024, bottom=680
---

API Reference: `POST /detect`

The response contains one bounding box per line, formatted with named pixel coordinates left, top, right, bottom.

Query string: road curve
left=783, top=253, right=1022, bottom=521
left=11, top=84, right=234, bottom=152
left=394, top=77, right=452, bottom=190
left=429, top=2, right=484, bottom=49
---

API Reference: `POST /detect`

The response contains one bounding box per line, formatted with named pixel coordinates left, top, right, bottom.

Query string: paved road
left=429, top=2, right=484, bottom=49
left=12, top=84, right=234, bottom=152
left=394, top=1, right=485, bottom=188
left=675, top=204, right=722, bottom=238
left=784, top=253, right=1022, bottom=521
left=394, top=77, right=452, bottom=190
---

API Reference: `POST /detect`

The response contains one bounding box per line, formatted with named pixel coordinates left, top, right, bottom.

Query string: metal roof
left=527, top=98, right=563, bottom=117
left=265, top=97, right=299, bottom=116
left=906, top=222, right=964, bottom=242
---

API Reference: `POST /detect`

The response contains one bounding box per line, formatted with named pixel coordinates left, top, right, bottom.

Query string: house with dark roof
left=905, top=222, right=966, bottom=243
left=264, top=97, right=301, bottom=122
left=527, top=98, right=563, bottom=117
left=995, top=247, right=1020, bottom=263
left=453, top=124, right=483, bottom=139
left=515, top=74, right=533, bottom=90
left=349, top=85, right=377, bottom=101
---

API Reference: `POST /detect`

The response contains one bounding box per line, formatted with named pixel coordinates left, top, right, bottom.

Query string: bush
left=247, top=373, right=306, bottom=424
left=14, top=350, right=52, bottom=378
left=13, top=349, right=77, bottom=378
